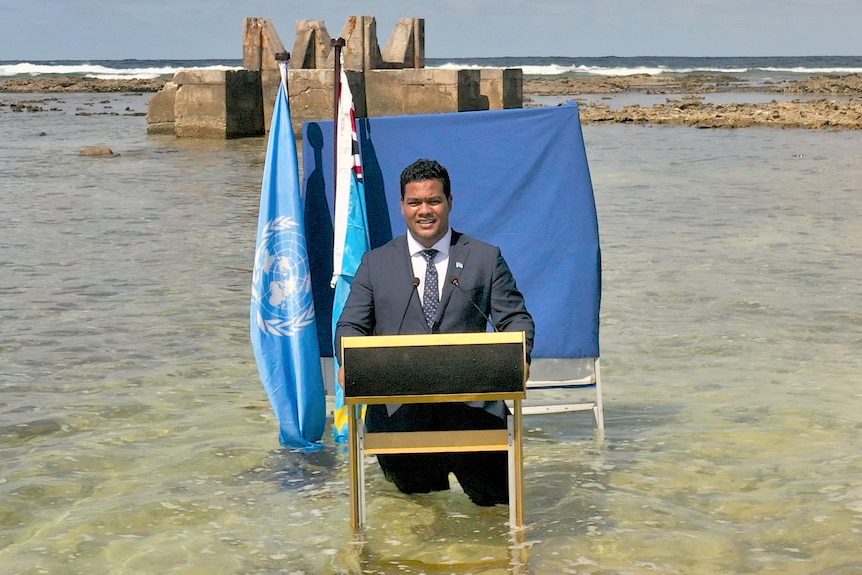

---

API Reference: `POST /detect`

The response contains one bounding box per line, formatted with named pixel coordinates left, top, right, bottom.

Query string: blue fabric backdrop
left=303, top=103, right=600, bottom=359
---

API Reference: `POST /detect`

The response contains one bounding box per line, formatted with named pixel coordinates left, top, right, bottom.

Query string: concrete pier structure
left=147, top=16, right=523, bottom=138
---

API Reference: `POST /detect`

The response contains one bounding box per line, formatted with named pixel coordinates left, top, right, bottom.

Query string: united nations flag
left=250, top=61, right=326, bottom=452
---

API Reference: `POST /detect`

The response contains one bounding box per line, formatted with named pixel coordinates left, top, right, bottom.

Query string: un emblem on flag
left=252, top=216, right=316, bottom=336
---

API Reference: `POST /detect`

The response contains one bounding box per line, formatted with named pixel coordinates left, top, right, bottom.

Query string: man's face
left=401, top=179, right=453, bottom=248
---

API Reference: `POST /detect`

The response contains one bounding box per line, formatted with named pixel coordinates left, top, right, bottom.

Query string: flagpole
left=274, top=51, right=291, bottom=137
left=274, top=50, right=290, bottom=76
left=331, top=38, right=345, bottom=204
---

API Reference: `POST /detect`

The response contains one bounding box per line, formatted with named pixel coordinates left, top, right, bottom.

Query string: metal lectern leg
left=348, top=405, right=363, bottom=530
left=507, top=399, right=525, bottom=530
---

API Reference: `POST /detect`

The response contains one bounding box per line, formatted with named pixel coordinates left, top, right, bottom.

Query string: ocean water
left=2, top=55, right=862, bottom=84
left=1, top=89, right=862, bottom=575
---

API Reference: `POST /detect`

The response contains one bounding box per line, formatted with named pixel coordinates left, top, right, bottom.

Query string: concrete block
left=225, top=70, right=264, bottom=138
left=365, top=69, right=484, bottom=117
left=457, top=69, right=483, bottom=112
left=146, top=81, right=177, bottom=124
left=175, top=83, right=227, bottom=138
left=146, top=122, right=176, bottom=136
left=481, top=68, right=523, bottom=110
left=173, top=69, right=264, bottom=139
left=501, top=68, right=524, bottom=109
left=173, top=69, right=230, bottom=86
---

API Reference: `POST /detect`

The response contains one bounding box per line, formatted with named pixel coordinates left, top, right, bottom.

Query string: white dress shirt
left=406, top=228, right=452, bottom=306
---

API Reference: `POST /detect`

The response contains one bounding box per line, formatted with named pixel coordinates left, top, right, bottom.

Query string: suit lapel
left=390, top=235, right=414, bottom=286
left=438, top=231, right=470, bottom=319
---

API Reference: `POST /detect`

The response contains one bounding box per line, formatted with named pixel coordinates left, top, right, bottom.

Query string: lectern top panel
left=341, top=331, right=525, bottom=350
left=342, top=331, right=527, bottom=401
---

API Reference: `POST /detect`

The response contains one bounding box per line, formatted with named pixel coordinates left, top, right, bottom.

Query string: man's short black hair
left=400, top=159, right=451, bottom=199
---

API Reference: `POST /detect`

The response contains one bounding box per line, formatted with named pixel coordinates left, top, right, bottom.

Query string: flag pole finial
left=275, top=52, right=291, bottom=86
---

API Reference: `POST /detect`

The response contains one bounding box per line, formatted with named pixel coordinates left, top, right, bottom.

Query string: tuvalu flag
left=250, top=60, right=326, bottom=452
left=330, top=66, right=371, bottom=443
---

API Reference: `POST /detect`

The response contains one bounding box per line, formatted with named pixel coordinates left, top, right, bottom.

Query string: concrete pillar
left=244, top=17, right=289, bottom=131
left=381, top=18, right=424, bottom=69
left=243, top=18, right=287, bottom=71
left=339, top=16, right=382, bottom=71
left=292, top=20, right=333, bottom=69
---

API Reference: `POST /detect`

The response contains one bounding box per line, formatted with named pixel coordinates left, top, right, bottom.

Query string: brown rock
left=80, top=146, right=115, bottom=156
left=0, top=77, right=168, bottom=93
left=524, top=74, right=862, bottom=129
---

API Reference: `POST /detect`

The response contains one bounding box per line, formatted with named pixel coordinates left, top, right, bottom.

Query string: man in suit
left=335, top=158, right=534, bottom=506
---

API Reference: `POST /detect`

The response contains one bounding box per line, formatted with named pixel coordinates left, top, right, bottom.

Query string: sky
left=1, top=0, right=860, bottom=60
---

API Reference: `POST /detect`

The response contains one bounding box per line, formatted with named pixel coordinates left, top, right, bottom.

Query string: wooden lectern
left=341, top=331, right=528, bottom=531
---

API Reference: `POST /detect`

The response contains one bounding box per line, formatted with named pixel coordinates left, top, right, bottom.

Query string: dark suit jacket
left=335, top=230, right=534, bottom=417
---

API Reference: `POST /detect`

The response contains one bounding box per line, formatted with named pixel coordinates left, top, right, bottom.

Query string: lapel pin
left=456, top=262, right=463, bottom=269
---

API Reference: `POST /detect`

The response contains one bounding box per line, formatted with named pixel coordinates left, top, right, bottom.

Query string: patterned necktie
left=421, top=249, right=439, bottom=328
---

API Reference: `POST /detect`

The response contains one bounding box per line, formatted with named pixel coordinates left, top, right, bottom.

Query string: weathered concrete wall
left=280, top=69, right=366, bottom=133
left=170, top=69, right=263, bottom=139
left=365, top=69, right=483, bottom=116
left=225, top=71, right=265, bottom=138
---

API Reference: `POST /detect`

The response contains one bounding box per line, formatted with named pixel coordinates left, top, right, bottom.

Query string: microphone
left=396, top=277, right=421, bottom=334
left=451, top=278, right=498, bottom=332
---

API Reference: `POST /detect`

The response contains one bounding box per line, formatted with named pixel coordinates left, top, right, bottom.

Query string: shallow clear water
left=1, top=93, right=861, bottom=574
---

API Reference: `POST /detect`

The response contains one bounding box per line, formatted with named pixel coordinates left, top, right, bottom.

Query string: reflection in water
left=1, top=95, right=861, bottom=574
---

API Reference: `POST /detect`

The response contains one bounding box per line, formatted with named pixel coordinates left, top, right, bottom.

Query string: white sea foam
left=3, top=58, right=862, bottom=81
left=0, top=62, right=240, bottom=80
left=427, top=61, right=862, bottom=77
left=758, top=66, right=862, bottom=74
left=432, top=62, right=691, bottom=76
